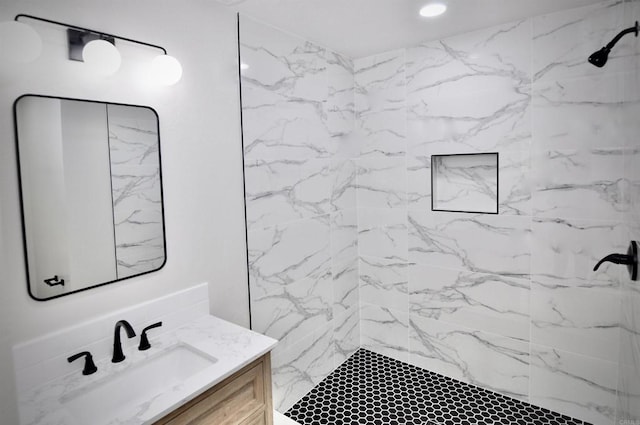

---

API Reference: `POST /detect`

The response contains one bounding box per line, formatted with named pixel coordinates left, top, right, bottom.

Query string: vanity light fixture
left=151, top=54, right=183, bottom=86
left=0, top=20, right=42, bottom=63
left=82, top=38, right=122, bottom=76
left=11, top=14, right=183, bottom=84
left=419, top=2, right=447, bottom=17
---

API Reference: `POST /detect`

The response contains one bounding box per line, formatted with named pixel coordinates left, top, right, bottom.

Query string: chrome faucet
left=112, top=320, right=136, bottom=363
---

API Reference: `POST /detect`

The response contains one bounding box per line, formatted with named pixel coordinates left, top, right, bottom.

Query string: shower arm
left=604, top=21, right=638, bottom=51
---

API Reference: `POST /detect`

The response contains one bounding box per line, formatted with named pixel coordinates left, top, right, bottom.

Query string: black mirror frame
left=13, top=93, right=167, bottom=301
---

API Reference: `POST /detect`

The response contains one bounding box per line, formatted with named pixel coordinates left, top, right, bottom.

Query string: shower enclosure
left=237, top=1, right=640, bottom=424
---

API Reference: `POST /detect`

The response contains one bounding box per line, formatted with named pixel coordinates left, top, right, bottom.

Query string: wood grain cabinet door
left=155, top=353, right=273, bottom=425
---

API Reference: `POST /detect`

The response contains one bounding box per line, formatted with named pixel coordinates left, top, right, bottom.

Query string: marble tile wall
left=618, top=0, right=640, bottom=421
left=239, top=16, right=358, bottom=412
left=240, top=1, right=640, bottom=422
left=354, top=1, right=640, bottom=424
left=107, top=105, right=165, bottom=279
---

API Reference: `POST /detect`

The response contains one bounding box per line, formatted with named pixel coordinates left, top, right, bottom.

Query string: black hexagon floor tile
left=284, top=349, right=591, bottom=425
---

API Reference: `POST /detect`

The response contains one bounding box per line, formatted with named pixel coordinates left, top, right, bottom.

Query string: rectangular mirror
left=14, top=95, right=166, bottom=301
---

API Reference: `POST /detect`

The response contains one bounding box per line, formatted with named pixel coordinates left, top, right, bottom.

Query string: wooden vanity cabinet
left=154, top=353, right=273, bottom=425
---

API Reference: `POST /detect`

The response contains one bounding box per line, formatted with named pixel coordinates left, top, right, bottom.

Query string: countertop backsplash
left=12, top=283, right=210, bottom=395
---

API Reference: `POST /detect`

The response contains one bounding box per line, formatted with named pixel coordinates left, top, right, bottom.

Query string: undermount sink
left=62, top=344, right=217, bottom=425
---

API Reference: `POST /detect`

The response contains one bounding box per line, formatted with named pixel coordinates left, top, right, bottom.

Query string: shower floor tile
left=285, top=349, right=591, bottom=425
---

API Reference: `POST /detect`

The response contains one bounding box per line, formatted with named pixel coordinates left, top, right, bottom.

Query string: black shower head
left=588, top=21, right=638, bottom=68
left=588, top=47, right=610, bottom=67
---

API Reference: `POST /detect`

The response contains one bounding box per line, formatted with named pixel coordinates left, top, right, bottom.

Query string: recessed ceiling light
left=240, top=62, right=250, bottom=70
left=420, top=3, right=447, bottom=17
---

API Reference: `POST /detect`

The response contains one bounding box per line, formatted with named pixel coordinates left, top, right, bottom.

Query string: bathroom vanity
left=13, top=284, right=278, bottom=425
left=155, top=352, right=272, bottom=424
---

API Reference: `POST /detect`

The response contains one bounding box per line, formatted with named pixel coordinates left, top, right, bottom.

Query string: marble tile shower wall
left=239, top=17, right=359, bottom=412
left=619, top=1, right=640, bottom=422
left=354, top=1, right=640, bottom=425
left=107, top=105, right=164, bottom=279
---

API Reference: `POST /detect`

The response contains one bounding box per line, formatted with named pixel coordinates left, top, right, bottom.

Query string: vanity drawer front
left=156, top=354, right=272, bottom=425
left=240, top=409, right=269, bottom=425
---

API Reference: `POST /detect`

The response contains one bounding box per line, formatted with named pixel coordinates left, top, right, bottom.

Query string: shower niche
left=431, top=152, right=499, bottom=214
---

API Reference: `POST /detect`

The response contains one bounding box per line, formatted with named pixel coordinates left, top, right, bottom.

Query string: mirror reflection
left=15, top=95, right=166, bottom=301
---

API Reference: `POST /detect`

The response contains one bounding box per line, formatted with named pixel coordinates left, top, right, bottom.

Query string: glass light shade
left=82, top=39, right=121, bottom=76
left=419, top=3, right=447, bottom=17
left=151, top=55, right=183, bottom=86
left=0, top=21, right=42, bottom=63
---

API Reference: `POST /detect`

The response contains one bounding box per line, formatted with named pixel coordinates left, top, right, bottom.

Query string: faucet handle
left=138, top=321, right=163, bottom=351
left=67, top=351, right=98, bottom=375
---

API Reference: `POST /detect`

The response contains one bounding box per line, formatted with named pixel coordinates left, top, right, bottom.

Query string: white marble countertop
left=18, top=315, right=278, bottom=425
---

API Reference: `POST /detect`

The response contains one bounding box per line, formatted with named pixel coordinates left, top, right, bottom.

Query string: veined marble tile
left=531, top=217, right=624, bottom=290
left=241, top=84, right=334, bottom=160
left=620, top=219, right=640, bottom=423
left=359, top=256, right=409, bottom=312
left=110, top=165, right=164, bottom=279
left=248, top=215, right=330, bottom=291
left=326, top=51, right=354, bottom=137
left=431, top=153, right=498, bottom=214
left=356, top=157, right=407, bottom=208
left=408, top=210, right=531, bottom=277
left=407, top=155, right=431, bottom=210
left=405, top=19, right=531, bottom=155
left=332, top=258, right=358, bottom=319
left=244, top=159, right=332, bottom=231
left=333, top=306, right=360, bottom=368
left=358, top=208, right=408, bottom=261
left=406, top=23, right=531, bottom=155
left=620, top=289, right=640, bottom=367
left=624, top=147, right=640, bottom=223
left=108, top=105, right=163, bottom=280
left=621, top=78, right=640, bottom=148
left=406, top=19, right=531, bottom=95
left=271, top=323, right=335, bottom=412
left=499, top=149, right=531, bottom=216
left=617, top=362, right=640, bottom=423
left=407, top=83, right=531, bottom=155
left=240, top=16, right=327, bottom=102
left=622, top=71, right=640, bottom=220
left=533, top=0, right=626, bottom=82
left=354, top=49, right=407, bottom=158
left=251, top=267, right=333, bottom=352
left=239, top=17, right=335, bottom=161
left=532, top=74, right=625, bottom=151
left=333, top=130, right=360, bottom=160
left=618, top=293, right=640, bottom=422
left=330, top=209, right=357, bottom=264
left=360, top=303, right=409, bottom=363
left=330, top=159, right=356, bottom=212
left=529, top=344, right=618, bottom=425
left=408, top=315, right=529, bottom=400
left=532, top=148, right=626, bottom=221
left=531, top=284, right=620, bottom=363
left=107, top=105, right=159, bottom=166
left=409, top=264, right=530, bottom=341
left=114, top=242, right=165, bottom=280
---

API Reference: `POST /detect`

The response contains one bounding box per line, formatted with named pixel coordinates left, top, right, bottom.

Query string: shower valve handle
left=593, top=254, right=634, bottom=269
left=593, top=241, right=638, bottom=281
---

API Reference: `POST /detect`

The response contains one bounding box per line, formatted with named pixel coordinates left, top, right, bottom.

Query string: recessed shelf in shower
left=431, top=152, right=499, bottom=214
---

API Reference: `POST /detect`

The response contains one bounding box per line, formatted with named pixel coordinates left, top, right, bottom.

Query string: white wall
left=0, top=1, right=249, bottom=423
